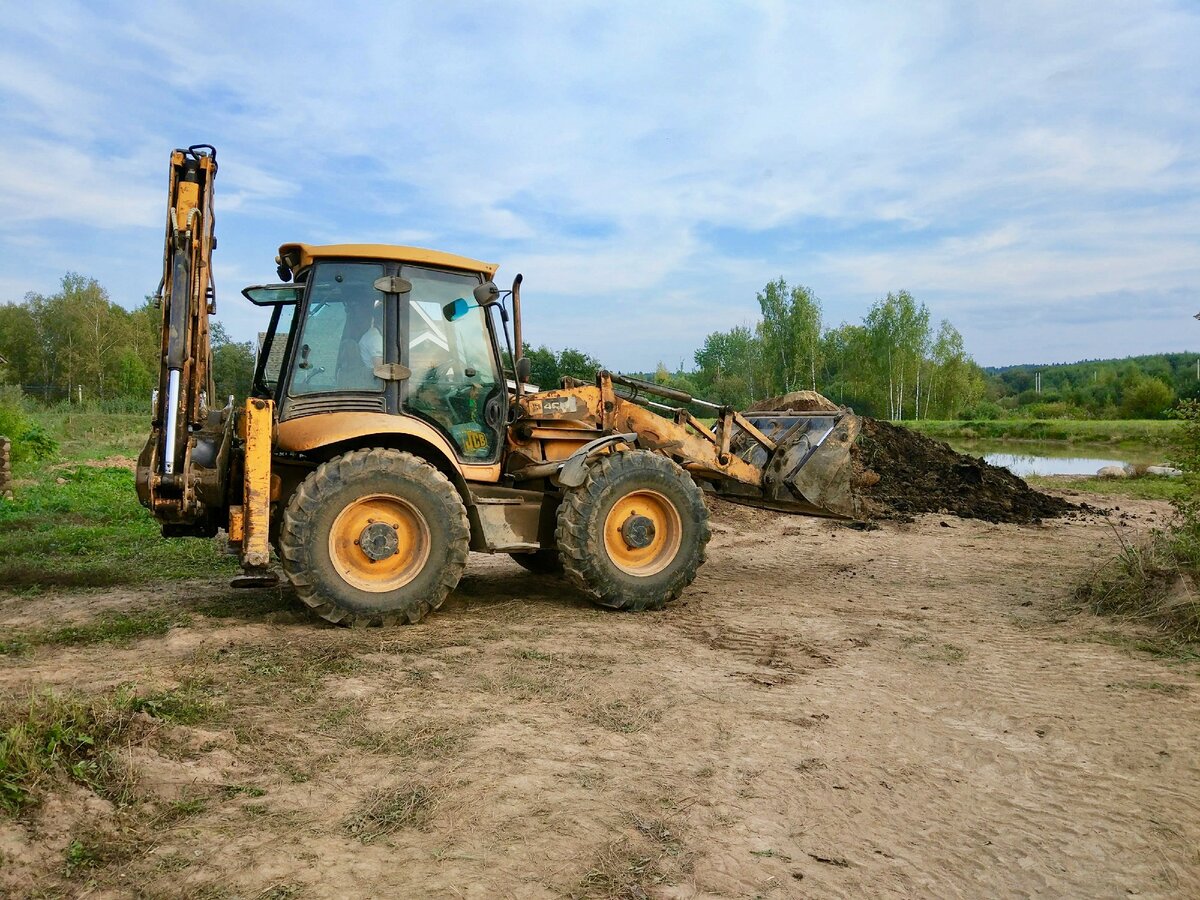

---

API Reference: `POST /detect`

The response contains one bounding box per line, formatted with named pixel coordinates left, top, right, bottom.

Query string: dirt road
left=3, top=493, right=1199, bottom=898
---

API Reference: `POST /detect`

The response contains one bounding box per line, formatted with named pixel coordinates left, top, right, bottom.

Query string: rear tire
left=556, top=450, right=710, bottom=610
left=509, top=548, right=563, bottom=575
left=278, top=448, right=469, bottom=626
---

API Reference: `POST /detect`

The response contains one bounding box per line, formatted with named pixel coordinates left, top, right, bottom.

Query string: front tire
left=278, top=448, right=469, bottom=626
left=556, top=450, right=710, bottom=610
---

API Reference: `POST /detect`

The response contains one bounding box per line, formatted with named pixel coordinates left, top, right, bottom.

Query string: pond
left=948, top=440, right=1163, bottom=478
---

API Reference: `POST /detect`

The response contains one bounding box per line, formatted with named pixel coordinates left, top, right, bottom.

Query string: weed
left=344, top=781, right=439, bottom=841
left=167, top=795, right=208, bottom=818
left=123, top=681, right=218, bottom=726
left=221, top=783, right=267, bottom=799
left=512, top=647, right=556, bottom=662
left=257, top=886, right=305, bottom=900
left=920, top=643, right=967, bottom=663
left=750, top=848, right=791, bottom=860
left=1075, top=523, right=1200, bottom=654
left=64, top=837, right=99, bottom=876
left=0, top=691, right=139, bottom=813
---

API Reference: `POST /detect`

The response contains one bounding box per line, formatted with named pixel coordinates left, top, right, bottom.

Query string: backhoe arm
left=137, top=146, right=241, bottom=533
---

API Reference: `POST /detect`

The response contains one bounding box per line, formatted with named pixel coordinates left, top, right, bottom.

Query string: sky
left=1, top=1, right=1198, bottom=370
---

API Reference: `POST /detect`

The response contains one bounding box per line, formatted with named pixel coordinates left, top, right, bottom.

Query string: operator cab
left=243, top=244, right=508, bottom=464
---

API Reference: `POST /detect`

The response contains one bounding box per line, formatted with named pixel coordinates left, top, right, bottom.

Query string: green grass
left=0, top=684, right=221, bottom=815
left=905, top=418, right=1181, bottom=448
left=0, top=691, right=134, bottom=814
left=25, top=409, right=147, bottom=461
left=0, top=609, right=190, bottom=657
left=1027, top=474, right=1190, bottom=502
left=0, top=463, right=236, bottom=592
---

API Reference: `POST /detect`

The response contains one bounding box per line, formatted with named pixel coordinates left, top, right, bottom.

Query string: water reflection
left=948, top=440, right=1151, bottom=477
left=981, top=453, right=1128, bottom=477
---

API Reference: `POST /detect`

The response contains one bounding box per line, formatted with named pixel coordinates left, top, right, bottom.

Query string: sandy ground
left=2, top=492, right=1199, bottom=899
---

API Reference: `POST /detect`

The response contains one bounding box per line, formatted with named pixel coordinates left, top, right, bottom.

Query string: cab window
left=403, top=267, right=502, bottom=460
left=289, top=262, right=385, bottom=395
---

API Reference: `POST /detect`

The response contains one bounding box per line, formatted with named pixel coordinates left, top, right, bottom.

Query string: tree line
left=647, top=279, right=985, bottom=420
left=1, top=272, right=1193, bottom=421
left=0, top=274, right=254, bottom=409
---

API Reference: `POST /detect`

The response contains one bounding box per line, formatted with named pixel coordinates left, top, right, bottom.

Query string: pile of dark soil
left=851, top=417, right=1078, bottom=524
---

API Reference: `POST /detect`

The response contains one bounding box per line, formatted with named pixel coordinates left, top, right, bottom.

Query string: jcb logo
left=462, top=430, right=489, bottom=453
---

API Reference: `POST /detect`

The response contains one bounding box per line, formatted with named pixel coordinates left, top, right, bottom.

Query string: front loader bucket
left=721, top=409, right=865, bottom=519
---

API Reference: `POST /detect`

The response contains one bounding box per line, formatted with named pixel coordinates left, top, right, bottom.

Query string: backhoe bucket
left=723, top=409, right=865, bottom=519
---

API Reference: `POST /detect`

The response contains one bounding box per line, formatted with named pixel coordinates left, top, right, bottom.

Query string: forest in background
left=1, top=273, right=1196, bottom=421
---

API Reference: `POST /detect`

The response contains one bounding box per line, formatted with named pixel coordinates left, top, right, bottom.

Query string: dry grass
left=583, top=694, right=663, bottom=734
left=343, top=780, right=440, bottom=841
left=1075, top=522, right=1200, bottom=655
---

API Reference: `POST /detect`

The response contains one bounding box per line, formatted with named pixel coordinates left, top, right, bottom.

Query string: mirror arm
left=511, top=274, right=524, bottom=364
left=510, top=274, right=524, bottom=399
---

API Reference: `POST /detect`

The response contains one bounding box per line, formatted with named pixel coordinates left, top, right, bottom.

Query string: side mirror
left=515, top=356, right=532, bottom=384
left=473, top=281, right=500, bottom=305
left=443, top=297, right=470, bottom=321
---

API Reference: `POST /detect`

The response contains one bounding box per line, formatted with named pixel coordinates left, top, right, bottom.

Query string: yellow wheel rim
left=602, top=489, right=683, bottom=577
left=328, top=494, right=430, bottom=593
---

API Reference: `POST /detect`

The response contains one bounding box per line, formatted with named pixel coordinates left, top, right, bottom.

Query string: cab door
left=400, top=266, right=506, bottom=463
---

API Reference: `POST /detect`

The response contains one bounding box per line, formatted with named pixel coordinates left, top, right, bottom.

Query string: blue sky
left=1, top=1, right=1198, bottom=370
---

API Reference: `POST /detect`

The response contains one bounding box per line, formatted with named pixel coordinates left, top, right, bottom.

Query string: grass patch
left=26, top=409, right=147, bottom=461
left=0, top=609, right=189, bottom=657
left=573, top=835, right=673, bottom=900
left=0, top=691, right=137, bottom=814
left=905, top=418, right=1181, bottom=448
left=343, top=781, right=439, bottom=841
left=1075, top=528, right=1200, bottom=656
left=0, top=464, right=236, bottom=593
left=1028, top=474, right=1189, bottom=502
left=351, top=720, right=469, bottom=758
left=584, top=695, right=662, bottom=734
left=0, top=681, right=222, bottom=815
left=125, top=681, right=219, bottom=726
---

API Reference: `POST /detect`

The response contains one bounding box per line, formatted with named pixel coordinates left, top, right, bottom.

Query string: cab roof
left=277, top=242, right=499, bottom=279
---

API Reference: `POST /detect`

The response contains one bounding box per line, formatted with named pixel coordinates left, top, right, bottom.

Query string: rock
left=1097, top=466, right=1129, bottom=478
left=1145, top=465, right=1183, bottom=477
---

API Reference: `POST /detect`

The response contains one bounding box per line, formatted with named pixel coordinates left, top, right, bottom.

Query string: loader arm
left=135, top=146, right=273, bottom=567
left=512, top=372, right=865, bottom=519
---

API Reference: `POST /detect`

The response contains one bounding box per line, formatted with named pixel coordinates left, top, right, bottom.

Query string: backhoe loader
left=137, top=146, right=865, bottom=625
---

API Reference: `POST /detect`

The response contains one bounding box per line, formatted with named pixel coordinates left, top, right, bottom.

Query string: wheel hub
left=358, top=521, right=399, bottom=562
left=620, top=514, right=657, bottom=549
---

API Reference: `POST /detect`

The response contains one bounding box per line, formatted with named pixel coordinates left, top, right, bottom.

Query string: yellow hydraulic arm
left=136, top=145, right=273, bottom=571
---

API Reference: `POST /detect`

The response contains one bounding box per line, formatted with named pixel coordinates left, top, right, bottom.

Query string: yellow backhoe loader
left=137, top=146, right=865, bottom=625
